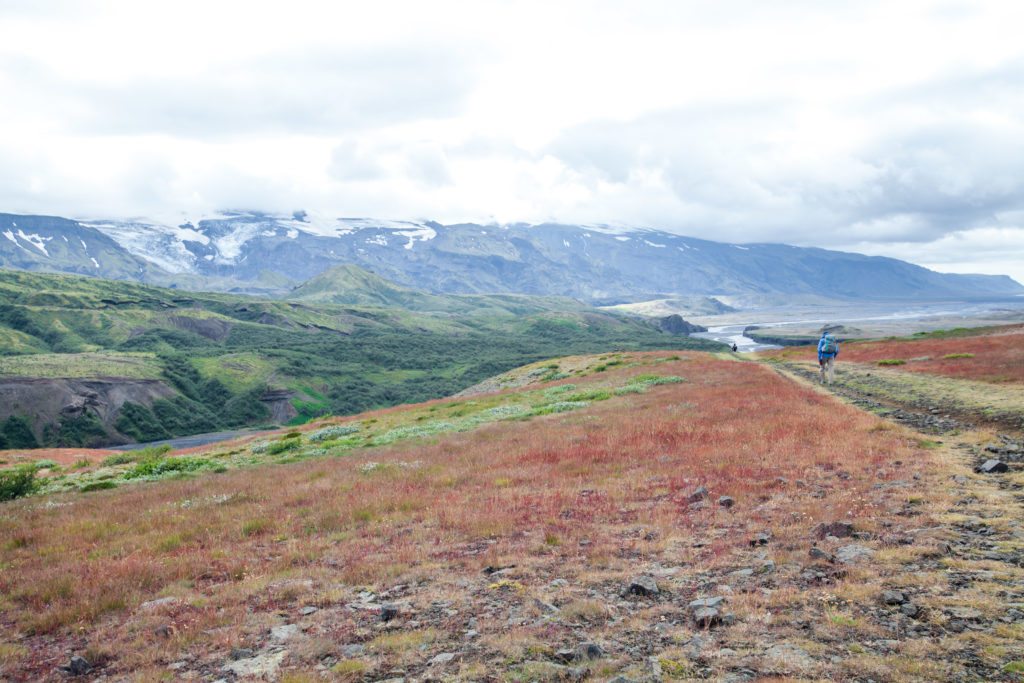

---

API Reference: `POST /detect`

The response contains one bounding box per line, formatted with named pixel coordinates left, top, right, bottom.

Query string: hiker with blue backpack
left=817, top=330, right=840, bottom=384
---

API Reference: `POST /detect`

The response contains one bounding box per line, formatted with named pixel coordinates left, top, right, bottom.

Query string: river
left=107, top=428, right=258, bottom=452
left=692, top=325, right=780, bottom=352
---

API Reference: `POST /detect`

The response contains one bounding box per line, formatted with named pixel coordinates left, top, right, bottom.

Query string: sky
left=1, top=0, right=1023, bottom=284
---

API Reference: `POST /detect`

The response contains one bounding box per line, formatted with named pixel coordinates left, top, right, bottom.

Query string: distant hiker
left=731, top=343, right=738, bottom=352
left=817, top=330, right=840, bottom=384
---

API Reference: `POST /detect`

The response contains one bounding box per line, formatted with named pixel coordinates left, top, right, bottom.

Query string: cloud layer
left=1, top=0, right=1022, bottom=282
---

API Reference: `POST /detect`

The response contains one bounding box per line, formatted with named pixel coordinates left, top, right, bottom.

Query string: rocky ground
left=766, top=362, right=1024, bottom=682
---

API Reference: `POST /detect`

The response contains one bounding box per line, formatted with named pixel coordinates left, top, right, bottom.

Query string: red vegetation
left=0, top=448, right=116, bottom=469
left=0, top=353, right=930, bottom=679
left=764, top=324, right=1024, bottom=383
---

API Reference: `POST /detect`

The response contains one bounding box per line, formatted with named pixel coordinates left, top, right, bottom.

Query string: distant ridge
left=2, top=211, right=1021, bottom=303
left=287, top=264, right=584, bottom=316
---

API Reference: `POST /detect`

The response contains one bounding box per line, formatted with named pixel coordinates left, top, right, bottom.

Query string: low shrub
left=942, top=353, right=975, bottom=359
left=877, top=359, right=906, bottom=366
left=102, top=444, right=172, bottom=467
left=80, top=480, right=118, bottom=492
left=565, top=389, right=613, bottom=402
left=629, top=374, right=685, bottom=386
left=542, top=384, right=577, bottom=397
left=372, top=422, right=456, bottom=446
left=241, top=517, right=273, bottom=537
left=480, top=404, right=529, bottom=419
left=125, top=456, right=214, bottom=479
left=307, top=424, right=360, bottom=442
left=530, top=401, right=589, bottom=416
left=0, top=467, right=38, bottom=501
left=267, top=438, right=301, bottom=455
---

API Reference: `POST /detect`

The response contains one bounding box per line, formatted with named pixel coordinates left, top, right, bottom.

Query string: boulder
left=270, top=624, right=299, bottom=642
left=222, top=651, right=287, bottom=679
left=814, top=520, right=854, bottom=539
left=687, top=486, right=709, bottom=503
left=977, top=459, right=1008, bottom=474
left=882, top=590, right=906, bottom=605
left=627, top=575, right=659, bottom=597
left=429, top=652, right=458, bottom=666
left=808, top=546, right=835, bottom=562
left=693, top=607, right=721, bottom=628
left=64, top=656, right=91, bottom=676
left=689, top=596, right=725, bottom=611
left=900, top=603, right=920, bottom=618
left=835, top=544, right=875, bottom=564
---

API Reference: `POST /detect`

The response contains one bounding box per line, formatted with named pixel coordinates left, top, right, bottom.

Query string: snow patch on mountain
left=209, top=220, right=270, bottom=262
left=87, top=221, right=200, bottom=273
left=17, top=230, right=51, bottom=256
left=395, top=226, right=436, bottom=250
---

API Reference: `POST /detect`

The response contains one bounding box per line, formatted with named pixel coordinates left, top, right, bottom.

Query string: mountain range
left=3, top=211, right=1020, bottom=303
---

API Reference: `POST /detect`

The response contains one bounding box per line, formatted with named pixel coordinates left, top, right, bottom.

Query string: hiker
left=817, top=330, right=840, bottom=384
left=731, top=343, right=738, bottom=352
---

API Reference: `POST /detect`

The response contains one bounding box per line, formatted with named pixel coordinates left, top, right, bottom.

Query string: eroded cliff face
left=0, top=378, right=176, bottom=443
left=259, top=388, right=297, bottom=423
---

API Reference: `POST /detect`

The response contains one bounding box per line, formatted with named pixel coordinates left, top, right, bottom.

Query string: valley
left=0, top=268, right=717, bottom=449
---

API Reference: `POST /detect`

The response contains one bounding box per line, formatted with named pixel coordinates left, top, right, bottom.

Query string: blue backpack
left=821, top=334, right=838, bottom=354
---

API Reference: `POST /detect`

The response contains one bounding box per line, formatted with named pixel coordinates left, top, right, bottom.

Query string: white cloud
left=0, top=0, right=1023, bottom=283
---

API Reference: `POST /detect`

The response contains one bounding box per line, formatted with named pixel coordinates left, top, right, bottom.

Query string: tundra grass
left=0, top=350, right=948, bottom=679
left=2, top=356, right=693, bottom=496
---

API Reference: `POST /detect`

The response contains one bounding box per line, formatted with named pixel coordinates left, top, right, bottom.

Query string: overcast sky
left=1, top=0, right=1023, bottom=283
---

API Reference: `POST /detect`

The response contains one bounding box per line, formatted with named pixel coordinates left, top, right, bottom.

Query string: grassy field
left=8, top=349, right=1012, bottom=681
left=0, top=351, right=163, bottom=380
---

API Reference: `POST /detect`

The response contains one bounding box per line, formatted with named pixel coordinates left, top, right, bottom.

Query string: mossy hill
left=0, top=268, right=720, bottom=448
left=287, top=264, right=582, bottom=315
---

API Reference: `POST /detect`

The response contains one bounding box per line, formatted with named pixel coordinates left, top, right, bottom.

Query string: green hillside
left=0, top=268, right=721, bottom=447
left=287, top=263, right=585, bottom=315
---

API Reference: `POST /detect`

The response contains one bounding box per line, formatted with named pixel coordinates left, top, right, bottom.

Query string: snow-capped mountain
left=2, top=211, right=1021, bottom=302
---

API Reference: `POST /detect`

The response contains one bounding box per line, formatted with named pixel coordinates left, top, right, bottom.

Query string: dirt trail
left=776, top=359, right=1024, bottom=434
left=770, top=361, right=1024, bottom=681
